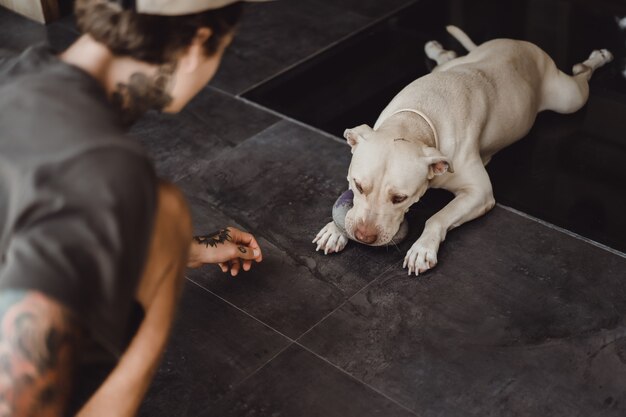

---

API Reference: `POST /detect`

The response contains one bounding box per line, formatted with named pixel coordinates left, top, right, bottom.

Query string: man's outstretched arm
left=0, top=290, right=79, bottom=417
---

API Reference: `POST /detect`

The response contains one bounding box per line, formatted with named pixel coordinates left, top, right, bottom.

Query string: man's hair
left=75, top=0, right=244, bottom=64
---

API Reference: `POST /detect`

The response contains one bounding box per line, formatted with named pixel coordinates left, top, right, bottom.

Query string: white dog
left=313, top=26, right=613, bottom=276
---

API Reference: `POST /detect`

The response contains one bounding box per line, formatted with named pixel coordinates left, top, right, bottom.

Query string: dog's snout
left=354, top=224, right=378, bottom=244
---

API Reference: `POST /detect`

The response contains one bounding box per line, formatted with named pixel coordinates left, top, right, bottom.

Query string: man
left=0, top=0, right=266, bottom=415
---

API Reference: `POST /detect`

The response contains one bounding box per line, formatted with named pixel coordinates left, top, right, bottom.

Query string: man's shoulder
left=0, top=45, right=53, bottom=81
left=63, top=144, right=157, bottom=193
left=0, top=45, right=109, bottom=120
left=0, top=45, right=133, bottom=162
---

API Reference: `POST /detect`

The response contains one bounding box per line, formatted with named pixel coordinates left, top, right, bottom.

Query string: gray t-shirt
left=0, top=45, right=157, bottom=358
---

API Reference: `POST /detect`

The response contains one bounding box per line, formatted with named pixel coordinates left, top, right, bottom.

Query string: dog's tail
left=446, top=25, right=477, bottom=51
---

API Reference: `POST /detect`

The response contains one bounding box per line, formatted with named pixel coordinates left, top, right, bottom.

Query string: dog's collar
left=391, top=108, right=439, bottom=150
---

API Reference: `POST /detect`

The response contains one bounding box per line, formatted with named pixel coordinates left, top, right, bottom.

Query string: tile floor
left=1, top=1, right=626, bottom=416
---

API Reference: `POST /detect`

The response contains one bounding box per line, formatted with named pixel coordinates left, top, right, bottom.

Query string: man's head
left=342, top=124, right=453, bottom=246
left=73, top=0, right=244, bottom=118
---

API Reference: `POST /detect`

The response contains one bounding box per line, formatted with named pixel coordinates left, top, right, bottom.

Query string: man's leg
left=77, top=182, right=192, bottom=417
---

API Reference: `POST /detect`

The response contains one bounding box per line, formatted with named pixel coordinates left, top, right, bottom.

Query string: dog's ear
left=343, top=124, right=372, bottom=151
left=425, top=156, right=454, bottom=179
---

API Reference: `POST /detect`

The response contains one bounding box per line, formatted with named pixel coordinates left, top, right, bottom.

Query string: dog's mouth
left=345, top=217, right=399, bottom=247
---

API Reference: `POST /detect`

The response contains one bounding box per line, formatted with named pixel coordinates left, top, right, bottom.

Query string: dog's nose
left=355, top=226, right=377, bottom=244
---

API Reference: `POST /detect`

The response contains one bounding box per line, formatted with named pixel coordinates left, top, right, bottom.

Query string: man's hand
left=187, top=227, right=263, bottom=276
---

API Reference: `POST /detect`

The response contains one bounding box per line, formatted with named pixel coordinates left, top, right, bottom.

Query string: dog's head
left=343, top=124, right=453, bottom=246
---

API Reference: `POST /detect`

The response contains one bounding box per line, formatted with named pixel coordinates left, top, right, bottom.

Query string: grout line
left=184, top=279, right=298, bottom=394
left=187, top=277, right=418, bottom=416
left=236, top=0, right=422, bottom=98
left=296, top=342, right=421, bottom=417
left=295, top=263, right=396, bottom=344
left=195, top=85, right=347, bottom=148
left=497, top=203, right=626, bottom=259
left=186, top=276, right=296, bottom=342
left=231, top=94, right=348, bottom=146
left=229, top=341, right=295, bottom=389
left=178, top=167, right=384, bottom=303
left=205, top=84, right=232, bottom=97
left=189, top=264, right=417, bottom=415
left=180, top=184, right=356, bottom=297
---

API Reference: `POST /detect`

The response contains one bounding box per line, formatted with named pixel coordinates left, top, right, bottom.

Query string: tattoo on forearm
left=111, top=63, right=176, bottom=126
left=194, top=229, right=232, bottom=248
left=0, top=291, right=79, bottom=416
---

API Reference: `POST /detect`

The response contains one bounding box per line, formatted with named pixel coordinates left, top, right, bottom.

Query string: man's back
left=0, top=44, right=156, bottom=360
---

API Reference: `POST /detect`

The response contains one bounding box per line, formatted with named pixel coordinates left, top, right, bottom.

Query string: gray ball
left=332, top=189, right=409, bottom=245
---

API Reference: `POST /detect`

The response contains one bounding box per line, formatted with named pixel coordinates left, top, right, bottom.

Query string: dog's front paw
left=313, top=222, right=349, bottom=255
left=403, top=238, right=439, bottom=276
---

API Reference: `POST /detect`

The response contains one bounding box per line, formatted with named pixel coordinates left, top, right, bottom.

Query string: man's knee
left=136, top=182, right=191, bottom=308
left=156, top=181, right=192, bottom=244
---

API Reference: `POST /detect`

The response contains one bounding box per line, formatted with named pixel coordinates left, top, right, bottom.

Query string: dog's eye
left=354, top=181, right=364, bottom=194
left=392, top=195, right=408, bottom=204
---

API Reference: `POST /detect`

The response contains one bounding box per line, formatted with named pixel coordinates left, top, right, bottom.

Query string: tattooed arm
left=0, top=290, right=80, bottom=417
left=187, top=227, right=263, bottom=276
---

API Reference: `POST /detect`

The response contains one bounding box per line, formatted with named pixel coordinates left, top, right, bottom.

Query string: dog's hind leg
left=541, top=49, right=613, bottom=114
left=425, top=40, right=457, bottom=69
left=572, top=49, right=614, bottom=79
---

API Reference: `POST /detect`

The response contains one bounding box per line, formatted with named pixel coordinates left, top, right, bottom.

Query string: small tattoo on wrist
left=194, top=229, right=231, bottom=248
left=238, top=246, right=247, bottom=254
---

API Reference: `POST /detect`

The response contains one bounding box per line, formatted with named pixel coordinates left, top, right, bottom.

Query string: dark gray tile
left=300, top=207, right=626, bottom=416
left=240, top=0, right=449, bottom=138
left=184, top=87, right=280, bottom=147
left=191, top=240, right=346, bottom=340
left=131, top=110, right=230, bottom=183
left=211, top=0, right=371, bottom=94
left=311, top=0, right=417, bottom=18
left=181, top=191, right=346, bottom=340
left=130, top=90, right=278, bottom=182
left=179, top=121, right=408, bottom=298
left=139, top=281, right=290, bottom=417
left=204, top=344, right=417, bottom=417
left=0, top=7, right=78, bottom=52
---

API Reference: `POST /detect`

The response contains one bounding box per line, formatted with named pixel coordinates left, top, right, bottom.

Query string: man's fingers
left=228, top=227, right=263, bottom=262
left=233, top=244, right=260, bottom=261
left=230, top=259, right=241, bottom=277
left=228, top=227, right=255, bottom=245
left=242, top=259, right=252, bottom=272
left=218, top=262, right=228, bottom=273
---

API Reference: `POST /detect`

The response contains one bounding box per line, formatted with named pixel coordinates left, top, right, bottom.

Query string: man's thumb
left=236, top=245, right=258, bottom=260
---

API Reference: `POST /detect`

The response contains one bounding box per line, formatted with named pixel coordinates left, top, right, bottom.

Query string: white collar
left=390, top=108, right=439, bottom=150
